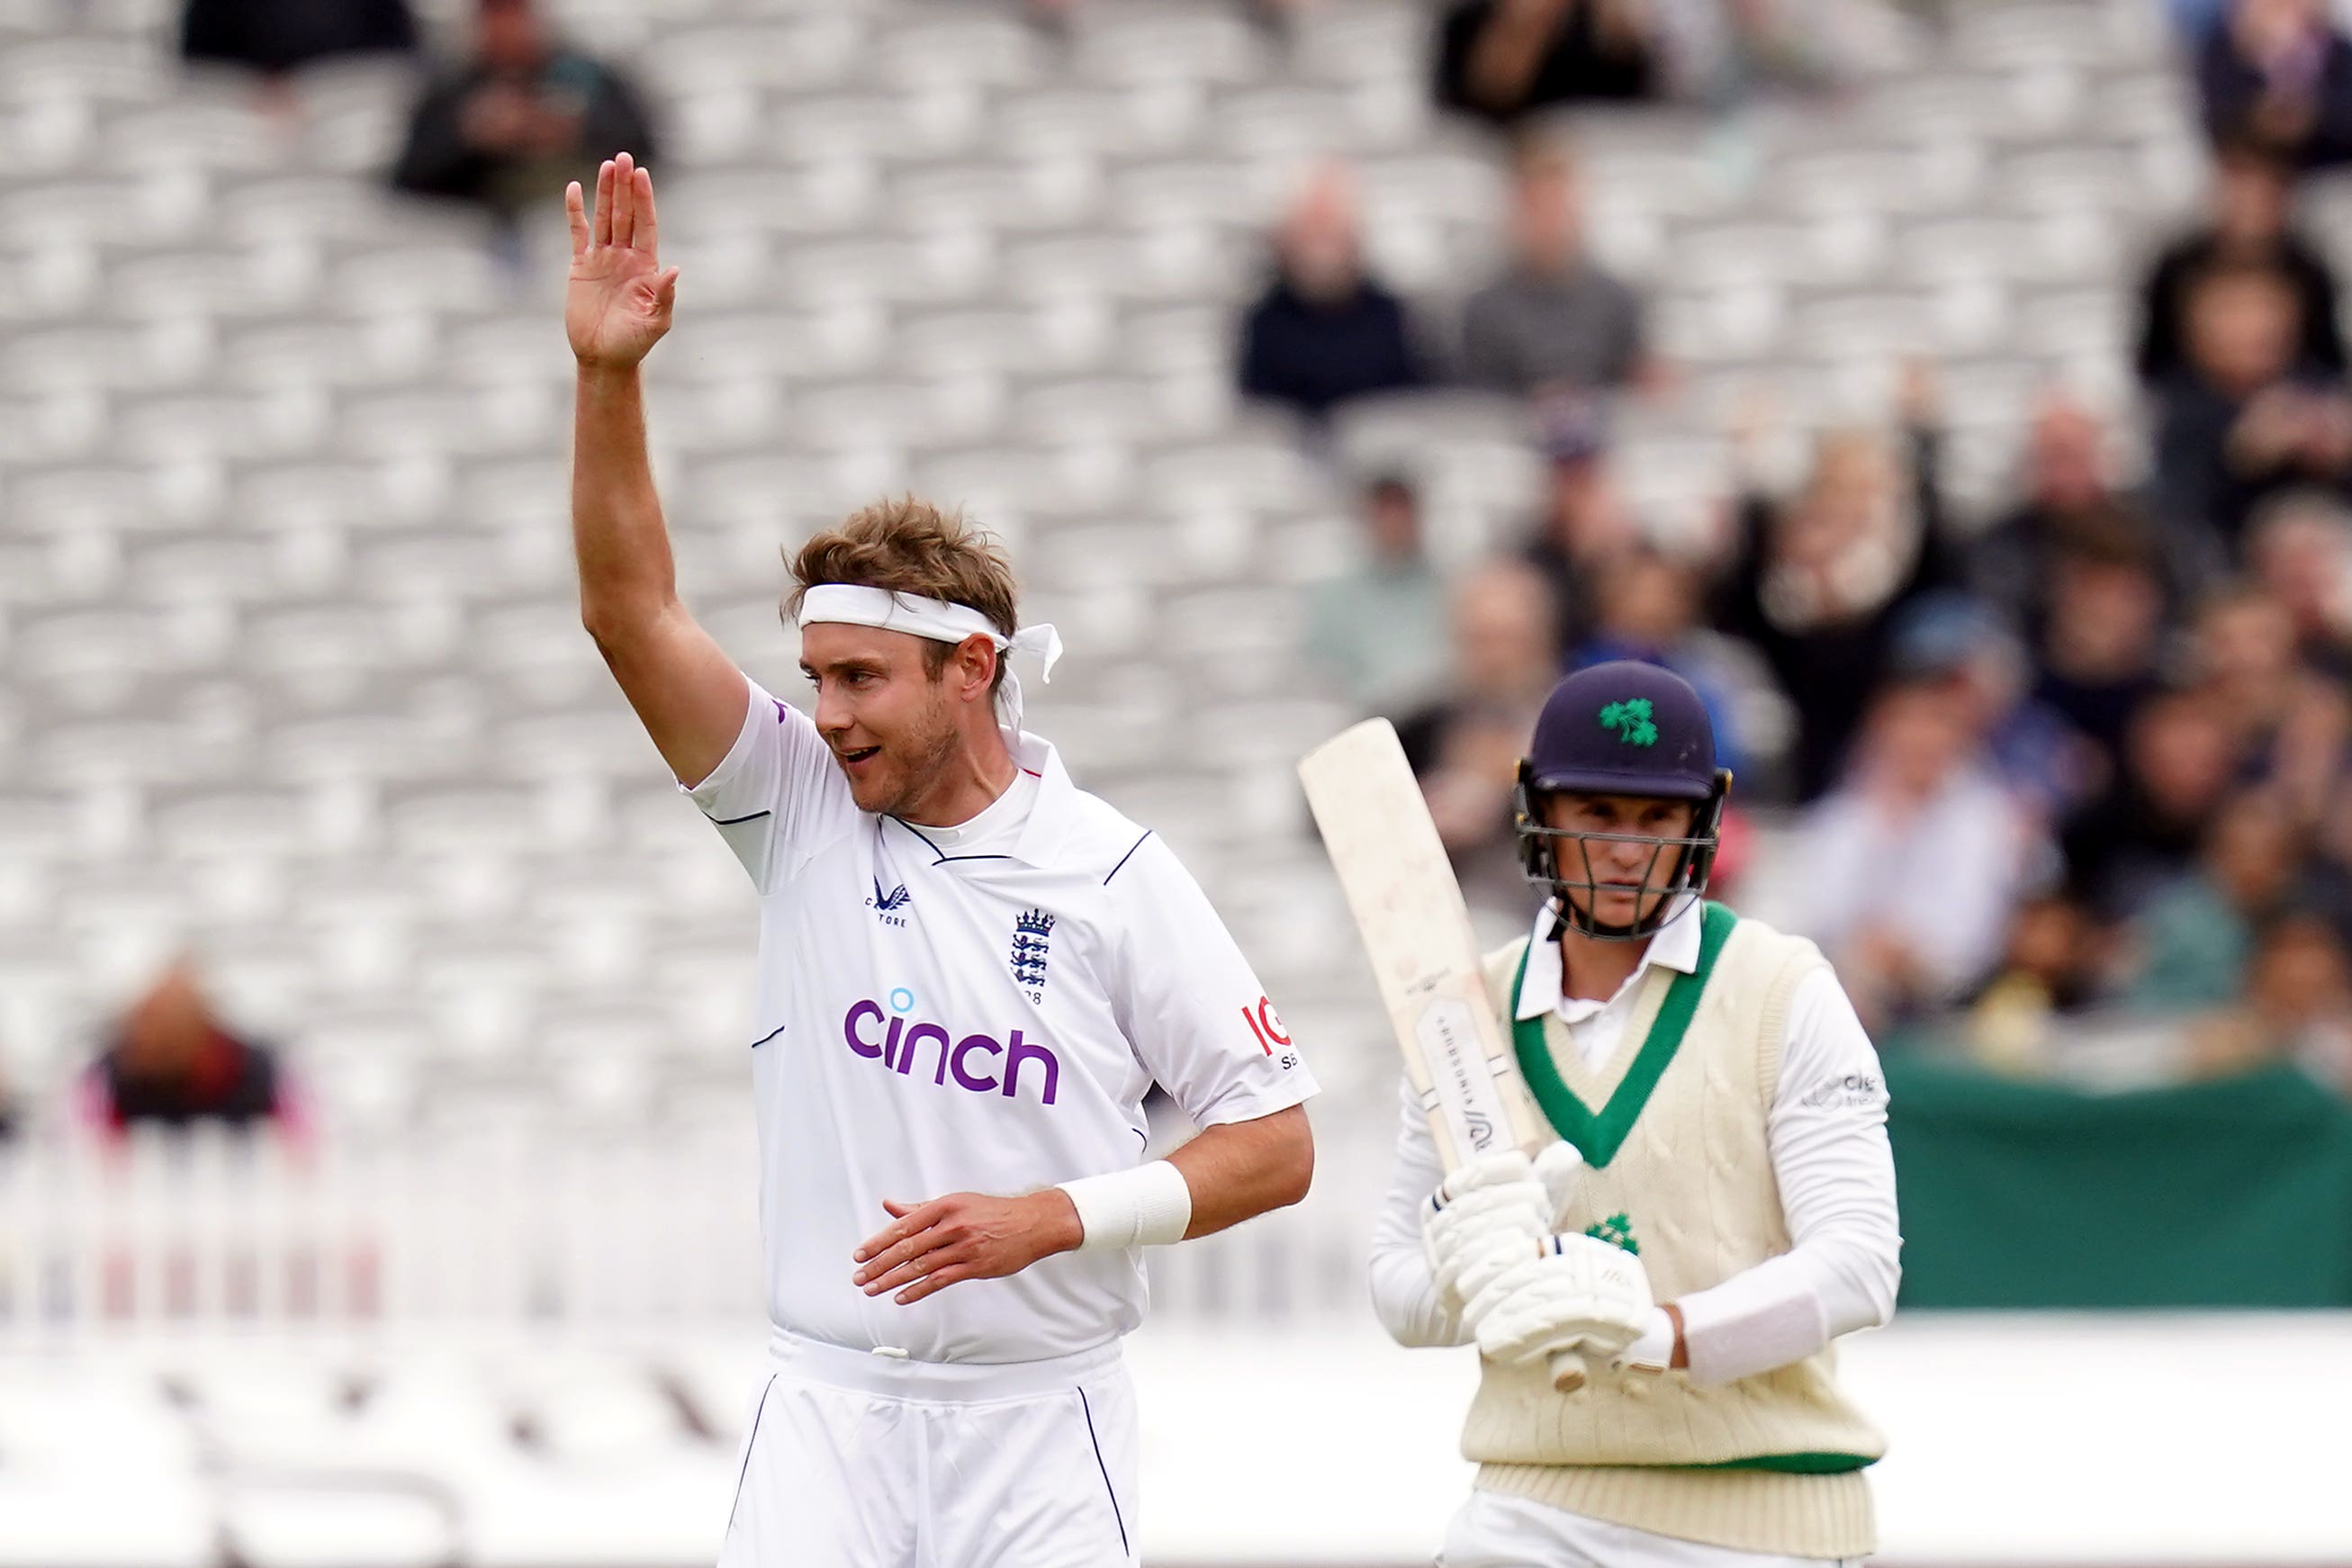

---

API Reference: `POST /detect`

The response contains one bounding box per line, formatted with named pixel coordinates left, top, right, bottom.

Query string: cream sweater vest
left=1461, top=906, right=1887, bottom=1560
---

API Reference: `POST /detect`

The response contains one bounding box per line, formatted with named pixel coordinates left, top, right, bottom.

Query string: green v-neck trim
left=1509, top=902, right=1736, bottom=1168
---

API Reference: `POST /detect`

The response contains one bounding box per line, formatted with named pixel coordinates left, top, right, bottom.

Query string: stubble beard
left=873, top=698, right=961, bottom=820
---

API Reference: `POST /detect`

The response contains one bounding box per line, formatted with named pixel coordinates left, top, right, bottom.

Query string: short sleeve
left=1103, top=834, right=1317, bottom=1127
left=680, top=676, right=856, bottom=892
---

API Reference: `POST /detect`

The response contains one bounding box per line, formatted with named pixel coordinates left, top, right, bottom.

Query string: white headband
left=797, top=583, right=1063, bottom=734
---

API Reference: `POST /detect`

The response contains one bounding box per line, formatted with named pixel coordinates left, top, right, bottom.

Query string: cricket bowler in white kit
left=564, top=155, right=1318, bottom=1567
left=1372, top=662, right=1901, bottom=1567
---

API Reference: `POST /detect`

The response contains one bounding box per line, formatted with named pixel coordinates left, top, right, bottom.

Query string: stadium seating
left=0, top=0, right=2203, bottom=1308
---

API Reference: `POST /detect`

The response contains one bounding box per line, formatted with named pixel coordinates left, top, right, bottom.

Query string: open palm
left=565, top=151, right=679, bottom=370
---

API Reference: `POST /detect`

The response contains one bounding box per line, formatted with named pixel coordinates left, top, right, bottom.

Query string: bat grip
left=1548, top=1347, right=1589, bottom=1392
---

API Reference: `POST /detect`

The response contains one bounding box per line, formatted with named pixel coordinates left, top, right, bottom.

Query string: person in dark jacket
left=1708, top=414, right=1960, bottom=800
left=2139, top=132, right=2345, bottom=385
left=2197, top=0, right=2352, bottom=170
left=82, top=960, right=302, bottom=1138
left=1435, top=0, right=1658, bottom=128
left=1967, top=392, right=2158, bottom=629
left=1237, top=162, right=1424, bottom=422
left=2149, top=255, right=2352, bottom=563
left=1518, top=391, right=1635, bottom=655
left=181, top=0, right=417, bottom=81
left=390, top=0, right=658, bottom=228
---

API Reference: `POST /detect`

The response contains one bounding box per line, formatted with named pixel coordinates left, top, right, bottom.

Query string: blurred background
left=4, top=0, right=2352, bottom=1562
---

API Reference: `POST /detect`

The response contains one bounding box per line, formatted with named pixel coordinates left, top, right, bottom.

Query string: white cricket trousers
left=716, top=1328, right=1140, bottom=1568
left=1440, top=1491, right=1861, bottom=1568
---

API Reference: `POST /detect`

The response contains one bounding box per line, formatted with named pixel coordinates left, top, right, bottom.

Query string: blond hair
left=785, top=496, right=1020, bottom=688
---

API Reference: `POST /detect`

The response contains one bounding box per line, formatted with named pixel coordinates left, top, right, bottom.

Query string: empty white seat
left=1071, top=5, right=1271, bottom=88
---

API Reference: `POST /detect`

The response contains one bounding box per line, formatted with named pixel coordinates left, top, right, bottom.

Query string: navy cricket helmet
left=1514, top=661, right=1732, bottom=941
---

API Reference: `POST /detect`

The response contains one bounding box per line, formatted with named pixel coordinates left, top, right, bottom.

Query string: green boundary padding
left=1509, top=902, right=1736, bottom=1168
left=1885, top=1053, right=2352, bottom=1309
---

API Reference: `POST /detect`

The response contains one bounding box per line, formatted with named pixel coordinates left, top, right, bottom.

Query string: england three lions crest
left=1011, top=908, right=1054, bottom=1002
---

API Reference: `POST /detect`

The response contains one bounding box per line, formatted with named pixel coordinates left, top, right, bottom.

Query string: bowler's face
left=800, top=623, right=959, bottom=816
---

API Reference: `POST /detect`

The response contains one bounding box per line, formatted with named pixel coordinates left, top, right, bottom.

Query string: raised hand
left=565, top=152, right=679, bottom=371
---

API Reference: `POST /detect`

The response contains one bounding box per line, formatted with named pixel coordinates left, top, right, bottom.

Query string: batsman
left=1369, top=662, right=1903, bottom=1567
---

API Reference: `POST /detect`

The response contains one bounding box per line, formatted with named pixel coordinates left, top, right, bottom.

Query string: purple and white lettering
left=840, top=1001, right=1059, bottom=1105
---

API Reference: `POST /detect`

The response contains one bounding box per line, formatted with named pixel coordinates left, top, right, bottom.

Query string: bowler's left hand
left=853, top=1191, right=1083, bottom=1305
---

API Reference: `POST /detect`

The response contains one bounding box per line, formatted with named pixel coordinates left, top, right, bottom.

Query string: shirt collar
left=1007, top=729, right=1076, bottom=869
left=1512, top=897, right=1703, bottom=1022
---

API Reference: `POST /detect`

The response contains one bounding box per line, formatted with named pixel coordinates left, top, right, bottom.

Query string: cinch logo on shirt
left=842, top=999, right=1061, bottom=1105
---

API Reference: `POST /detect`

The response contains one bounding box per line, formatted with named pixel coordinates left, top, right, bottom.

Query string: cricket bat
left=1298, top=718, right=1587, bottom=1392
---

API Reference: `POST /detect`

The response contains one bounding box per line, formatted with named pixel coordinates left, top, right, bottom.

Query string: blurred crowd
left=36, top=0, right=2351, bottom=1136
left=1275, top=0, right=2352, bottom=1103
left=180, top=0, right=658, bottom=240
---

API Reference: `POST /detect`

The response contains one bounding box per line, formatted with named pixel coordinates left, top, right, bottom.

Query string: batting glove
left=1464, top=1230, right=1654, bottom=1367
left=1423, top=1152, right=1547, bottom=1312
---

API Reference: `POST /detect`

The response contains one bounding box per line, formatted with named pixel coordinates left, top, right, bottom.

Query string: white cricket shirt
left=686, top=676, right=1317, bottom=1365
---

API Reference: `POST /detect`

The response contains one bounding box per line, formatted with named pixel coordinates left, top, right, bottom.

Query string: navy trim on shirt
left=886, top=816, right=1021, bottom=866
left=1102, top=831, right=1153, bottom=886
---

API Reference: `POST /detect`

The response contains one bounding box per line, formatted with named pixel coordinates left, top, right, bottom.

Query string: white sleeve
left=1368, top=1076, right=1473, bottom=1349
left=1102, top=834, right=1317, bottom=1128
left=680, top=677, right=856, bottom=893
left=1672, top=966, right=1903, bottom=1387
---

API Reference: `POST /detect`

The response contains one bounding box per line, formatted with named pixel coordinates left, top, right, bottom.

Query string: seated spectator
left=2149, top=256, right=2352, bottom=561
left=2258, top=910, right=2352, bottom=1086
left=2028, top=523, right=2172, bottom=779
left=1969, top=392, right=2158, bottom=626
left=1708, top=381, right=1957, bottom=800
left=1519, top=393, right=1636, bottom=652
left=2139, top=132, right=2345, bottom=387
left=1302, top=473, right=1449, bottom=711
left=1784, top=675, right=2040, bottom=1027
left=2196, top=0, right=2352, bottom=171
left=1961, top=891, right=2110, bottom=1072
left=1238, top=162, right=1426, bottom=422
left=1568, top=544, right=1753, bottom=779
left=182, top=0, right=416, bottom=97
left=2120, top=789, right=2305, bottom=1011
left=2060, top=688, right=2242, bottom=916
left=390, top=0, right=659, bottom=230
left=2247, top=489, right=2352, bottom=675
left=1395, top=561, right=1564, bottom=924
left=2193, top=581, right=2351, bottom=828
left=1460, top=143, right=1652, bottom=399
left=1436, top=0, right=1659, bottom=128
left=80, top=959, right=302, bottom=1138
left=1888, top=590, right=2093, bottom=824
left=2190, top=906, right=2352, bottom=1080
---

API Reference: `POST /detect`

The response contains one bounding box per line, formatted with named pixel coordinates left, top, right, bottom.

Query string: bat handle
left=1548, top=1347, right=1589, bottom=1393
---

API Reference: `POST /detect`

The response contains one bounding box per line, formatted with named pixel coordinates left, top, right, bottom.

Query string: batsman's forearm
left=1167, top=1104, right=1313, bottom=1239
left=572, top=365, right=678, bottom=630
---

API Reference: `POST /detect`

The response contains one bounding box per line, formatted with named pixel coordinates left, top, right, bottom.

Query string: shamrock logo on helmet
left=1598, top=698, right=1658, bottom=748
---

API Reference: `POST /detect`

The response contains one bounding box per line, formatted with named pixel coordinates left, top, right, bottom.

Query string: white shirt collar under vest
left=1514, top=897, right=1705, bottom=1024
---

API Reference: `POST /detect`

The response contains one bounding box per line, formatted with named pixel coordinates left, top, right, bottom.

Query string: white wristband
left=1056, top=1160, right=1193, bottom=1250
